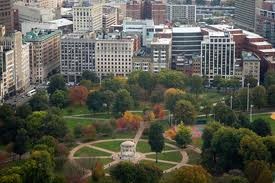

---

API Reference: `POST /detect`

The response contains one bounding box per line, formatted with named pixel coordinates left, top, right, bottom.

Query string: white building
left=61, top=33, right=96, bottom=83
left=166, top=4, right=196, bottom=24
left=201, top=32, right=236, bottom=83
left=151, top=38, right=172, bottom=72
left=95, top=38, right=134, bottom=77
left=22, top=0, right=60, bottom=8
left=103, top=5, right=119, bottom=32
left=73, top=5, right=103, bottom=32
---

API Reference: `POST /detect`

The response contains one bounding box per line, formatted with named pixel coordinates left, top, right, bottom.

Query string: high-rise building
left=24, top=29, right=61, bottom=84
left=241, top=51, right=260, bottom=86
left=95, top=38, right=134, bottom=77
left=0, top=31, right=30, bottom=92
left=103, top=6, right=119, bottom=32
left=235, top=0, right=263, bottom=32
left=151, top=38, right=172, bottom=72
left=172, top=27, right=202, bottom=61
left=151, top=0, right=166, bottom=25
left=166, top=4, right=196, bottom=24
left=126, top=0, right=142, bottom=20
left=0, top=0, right=14, bottom=33
left=201, top=32, right=236, bottom=83
left=73, top=5, right=103, bottom=32
left=61, top=33, right=96, bottom=83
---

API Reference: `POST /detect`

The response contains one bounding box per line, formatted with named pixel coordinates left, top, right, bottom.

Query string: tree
left=157, top=70, right=185, bottom=88
left=13, top=128, right=30, bottom=157
left=102, top=77, right=126, bottom=92
left=250, top=118, right=272, bottom=137
left=87, top=91, right=104, bottom=112
left=102, top=90, right=115, bottom=113
left=148, top=123, right=164, bottom=163
left=262, top=136, right=275, bottom=164
left=244, top=75, right=258, bottom=88
left=244, top=160, right=273, bottom=183
left=150, top=84, right=166, bottom=104
left=135, top=162, right=163, bottom=183
left=137, top=71, right=156, bottom=95
left=79, top=79, right=92, bottom=90
left=175, top=123, right=192, bottom=148
left=47, top=74, right=66, bottom=94
left=82, top=70, right=99, bottom=83
left=29, top=90, right=49, bottom=111
left=26, top=111, right=47, bottom=140
left=213, top=103, right=238, bottom=126
left=112, top=89, right=133, bottom=116
left=189, top=75, right=203, bottom=97
left=267, top=85, right=275, bottom=106
left=69, top=86, right=88, bottom=105
left=174, top=100, right=196, bottom=125
left=50, top=90, right=67, bottom=108
left=153, top=104, right=165, bottom=119
left=92, top=161, right=105, bottom=182
left=81, top=125, right=96, bottom=141
left=16, top=104, right=32, bottom=119
left=264, top=71, right=275, bottom=87
left=110, top=162, right=136, bottom=183
left=164, top=88, right=185, bottom=112
left=161, top=165, right=212, bottom=183
left=251, top=86, right=266, bottom=109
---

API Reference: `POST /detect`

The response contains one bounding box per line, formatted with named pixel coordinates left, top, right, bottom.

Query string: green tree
left=79, top=79, right=92, bottom=89
left=26, top=111, right=47, bottom=140
left=251, top=86, right=266, bottom=109
left=29, top=90, right=49, bottom=111
left=137, top=71, right=156, bottom=95
left=0, top=174, right=22, bottom=183
left=112, top=89, right=133, bottom=116
left=244, top=160, right=273, bottom=183
left=267, top=85, right=275, bottom=106
left=13, top=128, right=30, bottom=157
left=82, top=70, right=99, bottom=83
left=110, top=162, right=136, bottom=183
left=264, top=71, right=275, bottom=87
left=47, top=74, right=66, bottom=94
left=102, top=77, right=126, bottom=92
left=135, top=162, right=163, bottom=183
left=102, top=90, right=115, bottom=113
left=262, top=136, right=275, bottom=164
left=175, top=123, right=192, bottom=148
left=244, top=75, right=258, bottom=88
left=161, top=165, right=212, bottom=183
left=87, top=91, right=104, bottom=112
left=164, top=88, right=185, bottom=112
left=50, top=90, right=67, bottom=108
left=189, top=75, right=203, bottom=97
left=213, top=103, right=238, bottom=126
left=148, top=123, right=164, bottom=163
left=157, top=70, right=185, bottom=88
left=16, top=104, right=32, bottom=119
left=174, top=100, right=196, bottom=125
left=251, top=118, right=272, bottom=137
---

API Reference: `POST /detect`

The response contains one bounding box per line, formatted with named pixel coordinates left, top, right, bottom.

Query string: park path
left=133, top=122, right=145, bottom=143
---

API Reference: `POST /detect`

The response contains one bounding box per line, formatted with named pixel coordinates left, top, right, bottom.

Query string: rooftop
left=24, top=29, right=61, bottom=42
left=151, top=38, right=171, bottom=45
left=47, top=18, right=73, bottom=27
left=172, top=27, right=201, bottom=33
left=241, top=52, right=260, bottom=61
left=250, top=41, right=271, bottom=46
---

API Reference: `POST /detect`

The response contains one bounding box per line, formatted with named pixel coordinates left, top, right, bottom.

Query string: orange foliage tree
left=116, top=111, right=143, bottom=130
left=153, top=104, right=165, bottom=119
left=81, top=125, right=96, bottom=141
left=69, top=86, right=88, bottom=105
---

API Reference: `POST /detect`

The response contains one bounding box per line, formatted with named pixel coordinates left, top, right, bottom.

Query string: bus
left=27, top=89, right=36, bottom=97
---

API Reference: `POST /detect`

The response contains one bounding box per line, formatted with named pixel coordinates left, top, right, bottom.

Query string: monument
left=120, top=141, right=136, bottom=160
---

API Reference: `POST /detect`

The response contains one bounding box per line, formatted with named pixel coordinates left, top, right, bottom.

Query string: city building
left=95, top=38, right=134, bottom=77
left=0, top=31, right=30, bottom=92
left=166, top=4, right=196, bottom=24
left=174, top=54, right=201, bottom=76
left=256, top=1, right=275, bottom=47
left=172, top=27, right=202, bottom=62
left=201, top=32, right=236, bottom=83
left=0, top=0, right=14, bottom=33
left=61, top=33, right=96, bottom=83
left=103, top=5, right=119, bottom=32
left=21, top=18, right=73, bottom=35
left=0, top=46, right=15, bottom=100
left=72, top=5, right=103, bottom=32
left=151, top=0, right=166, bottom=25
left=241, top=51, right=260, bottom=86
left=151, top=38, right=172, bottom=72
left=22, top=0, right=60, bottom=8
left=133, top=55, right=151, bottom=72
left=126, top=0, right=142, bottom=20
left=235, top=0, right=263, bottom=31
left=24, top=29, right=61, bottom=84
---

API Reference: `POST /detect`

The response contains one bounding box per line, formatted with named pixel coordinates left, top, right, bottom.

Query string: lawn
left=139, top=160, right=175, bottom=171
left=136, top=141, right=175, bottom=153
left=62, top=105, right=90, bottom=116
left=253, top=113, right=275, bottom=134
left=93, top=140, right=126, bottom=152
left=74, top=147, right=111, bottom=157
left=75, top=158, right=113, bottom=169
left=186, top=149, right=201, bottom=165
left=64, top=118, right=94, bottom=132
left=146, top=151, right=182, bottom=162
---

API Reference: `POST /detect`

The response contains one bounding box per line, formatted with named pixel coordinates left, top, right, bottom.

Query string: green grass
left=74, top=147, right=111, bottom=157
left=139, top=160, right=175, bottom=171
left=76, top=113, right=113, bottom=119
left=75, top=158, right=113, bottom=169
left=136, top=141, right=175, bottom=153
left=62, top=105, right=90, bottom=116
left=186, top=149, right=201, bottom=165
left=112, top=131, right=136, bottom=139
left=64, top=118, right=94, bottom=132
left=93, top=140, right=125, bottom=152
left=146, top=151, right=182, bottom=162
left=253, top=113, right=275, bottom=134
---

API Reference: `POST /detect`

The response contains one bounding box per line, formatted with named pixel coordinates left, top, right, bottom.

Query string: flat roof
left=47, top=19, right=73, bottom=27
left=259, top=49, right=275, bottom=53
left=172, top=27, right=201, bottom=33
left=209, top=31, right=228, bottom=37
left=151, top=38, right=171, bottom=45
left=250, top=41, right=271, bottom=46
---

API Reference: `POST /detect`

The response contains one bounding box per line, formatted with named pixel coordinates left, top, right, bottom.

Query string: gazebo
left=120, top=141, right=136, bottom=160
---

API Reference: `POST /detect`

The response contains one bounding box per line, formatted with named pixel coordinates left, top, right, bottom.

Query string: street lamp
left=250, top=104, right=254, bottom=122
left=247, top=83, right=250, bottom=112
left=230, top=95, right=233, bottom=109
